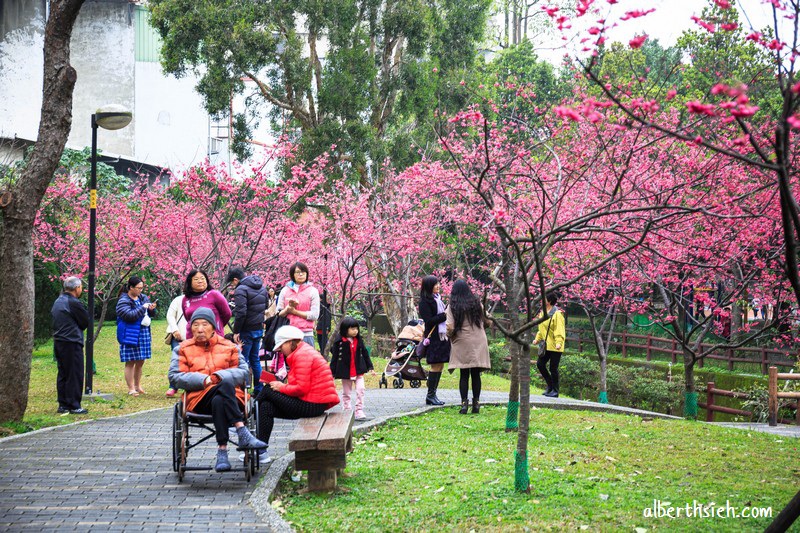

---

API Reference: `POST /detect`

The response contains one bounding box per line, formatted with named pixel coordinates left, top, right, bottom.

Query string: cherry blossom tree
left=0, top=0, right=85, bottom=422
left=556, top=0, right=800, bottom=525
left=404, top=95, right=707, bottom=491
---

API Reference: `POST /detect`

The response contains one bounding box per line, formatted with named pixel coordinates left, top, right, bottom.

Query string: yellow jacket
left=533, top=308, right=565, bottom=353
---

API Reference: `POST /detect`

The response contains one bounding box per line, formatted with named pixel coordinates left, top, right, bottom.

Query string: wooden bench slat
left=288, top=416, right=327, bottom=452
left=316, top=412, right=354, bottom=451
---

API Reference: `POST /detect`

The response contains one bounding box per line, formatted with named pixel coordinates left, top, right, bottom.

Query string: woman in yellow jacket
left=533, top=292, right=565, bottom=398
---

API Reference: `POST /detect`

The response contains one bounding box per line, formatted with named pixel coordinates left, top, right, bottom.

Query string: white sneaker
left=239, top=450, right=272, bottom=464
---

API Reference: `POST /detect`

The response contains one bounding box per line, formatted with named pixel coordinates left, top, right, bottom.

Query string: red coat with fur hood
left=280, top=341, right=339, bottom=407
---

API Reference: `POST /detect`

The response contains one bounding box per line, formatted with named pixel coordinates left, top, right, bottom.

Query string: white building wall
left=134, top=62, right=212, bottom=169
left=0, top=0, right=220, bottom=170
left=0, top=0, right=45, bottom=145
left=69, top=0, right=136, bottom=156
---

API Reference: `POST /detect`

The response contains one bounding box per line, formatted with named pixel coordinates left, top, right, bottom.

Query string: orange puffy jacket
left=178, top=335, right=246, bottom=412
left=281, top=341, right=339, bottom=408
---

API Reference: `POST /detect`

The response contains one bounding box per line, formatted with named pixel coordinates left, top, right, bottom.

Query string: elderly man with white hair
left=51, top=276, right=89, bottom=415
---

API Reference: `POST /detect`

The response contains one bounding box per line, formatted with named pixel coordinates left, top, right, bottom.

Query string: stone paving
left=0, top=387, right=793, bottom=531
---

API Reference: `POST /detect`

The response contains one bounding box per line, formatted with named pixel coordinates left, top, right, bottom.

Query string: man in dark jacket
left=227, top=267, right=268, bottom=395
left=51, top=276, right=89, bottom=414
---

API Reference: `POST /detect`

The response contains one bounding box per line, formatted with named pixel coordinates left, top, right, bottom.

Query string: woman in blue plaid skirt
left=116, top=276, right=157, bottom=396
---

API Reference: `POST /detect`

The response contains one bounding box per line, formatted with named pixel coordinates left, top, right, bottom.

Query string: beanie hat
left=190, top=307, right=216, bottom=327
left=273, top=325, right=305, bottom=351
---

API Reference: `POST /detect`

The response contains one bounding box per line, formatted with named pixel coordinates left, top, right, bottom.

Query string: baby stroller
left=379, top=319, right=428, bottom=389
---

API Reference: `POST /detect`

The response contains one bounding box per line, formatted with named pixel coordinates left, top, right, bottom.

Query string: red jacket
left=281, top=342, right=339, bottom=408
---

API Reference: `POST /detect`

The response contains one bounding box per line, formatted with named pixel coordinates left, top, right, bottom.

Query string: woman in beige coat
left=445, top=280, right=491, bottom=414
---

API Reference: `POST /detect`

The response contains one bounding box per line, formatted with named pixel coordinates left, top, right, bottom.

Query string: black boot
left=426, top=372, right=445, bottom=406
left=471, top=399, right=480, bottom=414
left=459, top=399, right=469, bottom=414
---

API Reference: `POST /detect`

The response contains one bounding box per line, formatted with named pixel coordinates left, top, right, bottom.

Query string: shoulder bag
left=415, top=326, right=436, bottom=357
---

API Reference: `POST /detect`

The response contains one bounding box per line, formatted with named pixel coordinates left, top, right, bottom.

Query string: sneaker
left=165, top=388, right=177, bottom=398
left=69, top=408, right=89, bottom=414
left=354, top=412, right=368, bottom=421
left=57, top=407, right=69, bottom=414
left=239, top=450, right=272, bottom=464
left=215, top=450, right=231, bottom=472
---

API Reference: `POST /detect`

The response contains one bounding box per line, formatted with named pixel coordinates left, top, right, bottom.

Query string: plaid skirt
left=119, top=327, right=152, bottom=362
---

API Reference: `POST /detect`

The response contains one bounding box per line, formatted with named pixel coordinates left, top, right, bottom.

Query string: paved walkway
left=714, top=422, right=800, bottom=438
left=0, top=387, right=787, bottom=531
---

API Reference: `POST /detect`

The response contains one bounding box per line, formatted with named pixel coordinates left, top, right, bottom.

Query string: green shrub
left=488, top=339, right=510, bottom=376
left=741, top=385, right=797, bottom=423
left=557, top=353, right=597, bottom=400
left=557, top=353, right=685, bottom=415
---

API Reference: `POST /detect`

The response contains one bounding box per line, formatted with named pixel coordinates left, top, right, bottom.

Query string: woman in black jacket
left=418, top=275, right=451, bottom=405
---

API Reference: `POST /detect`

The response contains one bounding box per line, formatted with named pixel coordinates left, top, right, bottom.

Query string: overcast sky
left=528, top=0, right=785, bottom=64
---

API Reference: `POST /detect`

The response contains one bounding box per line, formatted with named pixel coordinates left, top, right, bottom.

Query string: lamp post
left=86, top=105, right=132, bottom=396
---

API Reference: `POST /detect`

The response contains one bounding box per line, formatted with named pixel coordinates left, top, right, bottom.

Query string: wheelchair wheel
left=178, top=406, right=188, bottom=482
left=244, top=451, right=252, bottom=482
left=410, top=379, right=421, bottom=388
left=379, top=373, right=388, bottom=389
left=171, top=404, right=182, bottom=472
left=249, top=402, right=260, bottom=475
left=393, top=377, right=404, bottom=389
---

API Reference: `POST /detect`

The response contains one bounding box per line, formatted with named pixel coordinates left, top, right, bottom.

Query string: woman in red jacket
left=255, top=325, right=339, bottom=460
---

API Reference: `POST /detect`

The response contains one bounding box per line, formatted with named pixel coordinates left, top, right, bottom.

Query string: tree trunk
left=683, top=351, right=698, bottom=419
left=514, top=342, right=532, bottom=492
left=0, top=0, right=85, bottom=422
left=599, top=352, right=608, bottom=403
left=506, top=341, right=520, bottom=431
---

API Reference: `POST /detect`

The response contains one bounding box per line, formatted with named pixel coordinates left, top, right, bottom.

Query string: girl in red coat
left=329, top=317, right=374, bottom=421
left=255, top=325, right=339, bottom=460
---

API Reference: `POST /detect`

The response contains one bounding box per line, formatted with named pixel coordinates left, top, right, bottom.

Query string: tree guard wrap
left=514, top=449, right=529, bottom=492
left=598, top=391, right=609, bottom=404
left=684, top=391, right=699, bottom=419
left=505, top=401, right=519, bottom=430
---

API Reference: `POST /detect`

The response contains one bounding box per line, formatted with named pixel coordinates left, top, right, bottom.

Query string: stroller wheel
left=393, top=377, right=404, bottom=389
left=410, top=379, right=421, bottom=388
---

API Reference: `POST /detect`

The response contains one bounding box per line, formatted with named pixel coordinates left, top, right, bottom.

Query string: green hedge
left=558, top=353, right=685, bottom=415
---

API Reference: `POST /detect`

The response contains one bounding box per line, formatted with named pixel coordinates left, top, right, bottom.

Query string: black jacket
left=51, top=293, right=89, bottom=345
left=329, top=337, right=374, bottom=379
left=233, top=275, right=268, bottom=333
left=418, top=295, right=451, bottom=364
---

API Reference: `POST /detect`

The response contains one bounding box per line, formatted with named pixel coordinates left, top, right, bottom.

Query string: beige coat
left=445, top=306, right=491, bottom=370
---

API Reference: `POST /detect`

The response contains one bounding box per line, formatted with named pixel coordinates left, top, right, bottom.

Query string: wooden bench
left=288, top=411, right=354, bottom=491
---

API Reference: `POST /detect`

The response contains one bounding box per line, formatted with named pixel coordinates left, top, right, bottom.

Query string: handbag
left=415, top=327, right=435, bottom=357
left=537, top=306, right=557, bottom=357
left=266, top=350, right=288, bottom=381
left=164, top=300, right=186, bottom=345
left=262, top=314, right=290, bottom=353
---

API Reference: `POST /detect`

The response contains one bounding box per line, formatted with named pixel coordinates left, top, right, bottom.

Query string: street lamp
left=86, top=104, right=132, bottom=396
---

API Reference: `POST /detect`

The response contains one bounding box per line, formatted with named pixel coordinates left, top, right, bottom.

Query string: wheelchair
left=171, top=386, right=261, bottom=482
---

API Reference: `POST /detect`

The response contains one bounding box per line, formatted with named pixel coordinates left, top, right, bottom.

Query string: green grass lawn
left=9, top=319, right=180, bottom=434
left=9, top=320, right=521, bottom=435
left=275, top=407, right=798, bottom=532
